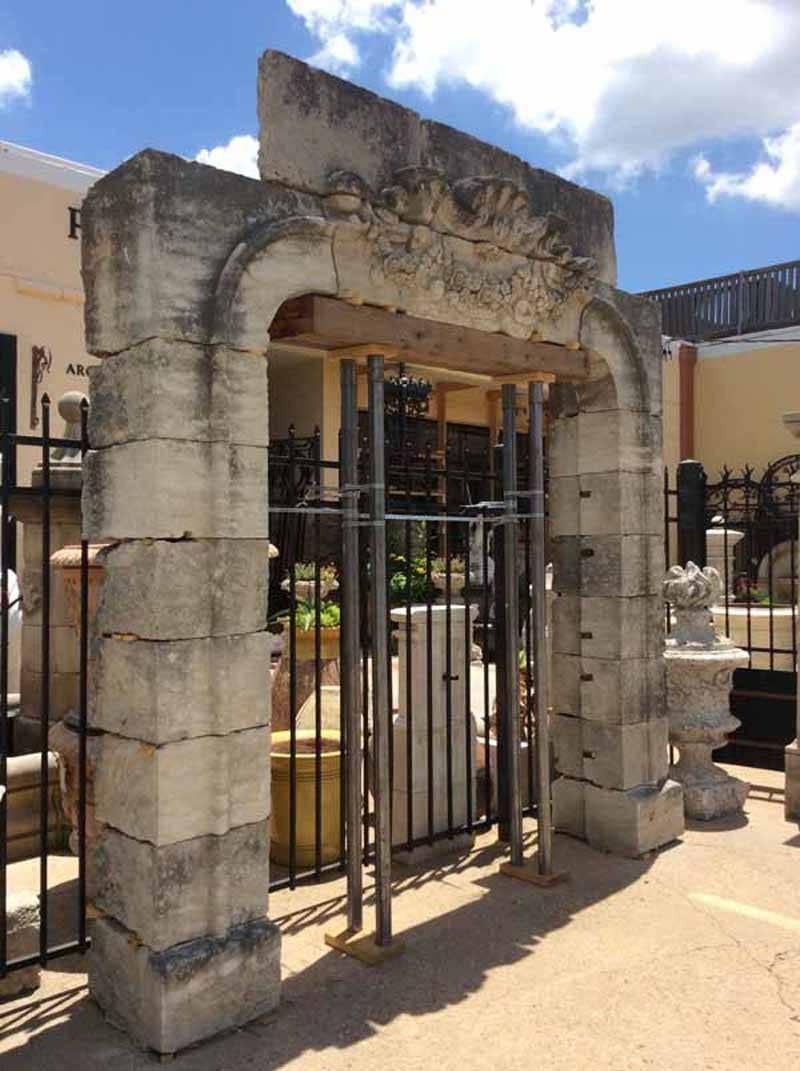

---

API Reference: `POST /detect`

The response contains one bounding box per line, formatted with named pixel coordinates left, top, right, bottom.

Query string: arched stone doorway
left=79, top=50, right=682, bottom=1055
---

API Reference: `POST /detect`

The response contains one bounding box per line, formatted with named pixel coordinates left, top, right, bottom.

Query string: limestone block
left=552, top=775, right=586, bottom=837
left=95, top=540, right=269, bottom=640
left=551, top=594, right=580, bottom=656
left=88, top=340, right=268, bottom=448
left=584, top=779, right=685, bottom=857
left=89, top=915, right=281, bottom=1054
left=548, top=476, right=579, bottom=537
left=578, top=293, right=663, bottom=415
left=392, top=781, right=474, bottom=846
left=19, top=665, right=78, bottom=725
left=786, top=741, right=800, bottom=822
left=582, top=718, right=670, bottom=791
left=0, top=892, right=40, bottom=998
left=553, top=714, right=584, bottom=778
left=258, top=49, right=422, bottom=195
left=81, top=149, right=321, bottom=355
left=84, top=440, right=267, bottom=541
left=95, top=727, right=270, bottom=845
left=548, top=417, right=577, bottom=479
left=576, top=471, right=663, bottom=537
left=93, top=822, right=270, bottom=951
left=92, top=631, right=269, bottom=743
left=576, top=411, right=660, bottom=476
left=552, top=535, right=661, bottom=598
left=578, top=596, right=665, bottom=661
left=22, top=623, right=79, bottom=676
left=392, top=721, right=475, bottom=794
left=553, top=653, right=664, bottom=724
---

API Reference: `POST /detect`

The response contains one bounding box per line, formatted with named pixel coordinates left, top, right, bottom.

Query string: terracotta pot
left=270, top=629, right=342, bottom=732
left=49, top=543, right=110, bottom=629
left=270, top=729, right=342, bottom=867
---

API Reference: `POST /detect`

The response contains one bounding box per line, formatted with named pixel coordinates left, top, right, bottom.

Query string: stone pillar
left=84, top=341, right=279, bottom=1054
left=782, top=412, right=800, bottom=821
left=705, top=527, right=744, bottom=596
left=549, top=395, right=685, bottom=856
left=664, top=562, right=750, bottom=819
left=9, top=392, right=86, bottom=751
left=390, top=604, right=477, bottom=858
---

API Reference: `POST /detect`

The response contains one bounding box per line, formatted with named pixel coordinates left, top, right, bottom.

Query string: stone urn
left=48, top=543, right=109, bottom=856
left=664, top=562, right=750, bottom=820
left=269, top=627, right=341, bottom=733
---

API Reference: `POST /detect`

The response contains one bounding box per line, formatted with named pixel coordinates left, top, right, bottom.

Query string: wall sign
left=30, top=345, right=52, bottom=429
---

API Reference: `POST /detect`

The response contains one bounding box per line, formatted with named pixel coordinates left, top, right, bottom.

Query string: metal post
left=340, top=360, right=362, bottom=933
left=529, top=381, right=553, bottom=875
left=677, top=459, right=707, bottom=568
left=367, top=355, right=392, bottom=946
left=501, top=385, right=523, bottom=867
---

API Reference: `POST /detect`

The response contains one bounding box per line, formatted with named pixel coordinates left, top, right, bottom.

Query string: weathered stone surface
left=552, top=652, right=664, bottom=724
left=786, top=741, right=800, bottom=821
left=552, top=775, right=586, bottom=838
left=553, top=714, right=583, bottom=779
left=551, top=535, right=662, bottom=597
left=584, top=779, right=685, bottom=857
left=91, top=631, right=269, bottom=743
left=549, top=472, right=663, bottom=539
left=82, top=150, right=320, bottom=356
left=576, top=411, right=660, bottom=477
left=88, top=341, right=269, bottom=447
left=84, top=440, right=267, bottom=541
left=552, top=595, right=664, bottom=661
left=0, top=892, right=40, bottom=998
left=89, top=915, right=281, bottom=1054
left=552, top=713, right=669, bottom=788
left=95, top=540, right=269, bottom=640
left=258, top=51, right=616, bottom=285
left=95, top=727, right=270, bottom=845
left=94, top=822, right=269, bottom=951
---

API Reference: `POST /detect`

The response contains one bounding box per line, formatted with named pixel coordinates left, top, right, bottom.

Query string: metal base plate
left=324, top=928, right=406, bottom=965
left=499, top=860, right=568, bottom=887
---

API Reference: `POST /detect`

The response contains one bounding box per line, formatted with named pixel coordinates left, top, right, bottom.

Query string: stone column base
left=786, top=740, right=800, bottom=822
left=671, top=764, right=750, bottom=821
left=90, top=916, right=281, bottom=1054
left=554, top=778, right=684, bottom=857
left=392, top=831, right=475, bottom=867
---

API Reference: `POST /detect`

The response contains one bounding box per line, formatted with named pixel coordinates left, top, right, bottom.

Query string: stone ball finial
left=58, top=391, right=88, bottom=426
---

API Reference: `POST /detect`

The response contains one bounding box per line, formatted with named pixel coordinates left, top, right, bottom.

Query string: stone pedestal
left=706, top=527, right=744, bottom=594
left=664, top=563, right=750, bottom=820
left=0, top=891, right=41, bottom=999
left=390, top=605, right=478, bottom=858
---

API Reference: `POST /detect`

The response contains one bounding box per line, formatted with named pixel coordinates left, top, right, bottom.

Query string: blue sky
left=1, top=0, right=799, bottom=293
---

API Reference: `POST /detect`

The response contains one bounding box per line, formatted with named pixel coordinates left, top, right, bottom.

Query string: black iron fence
left=267, top=419, right=542, bottom=891
left=1, top=394, right=91, bottom=981
left=665, top=457, right=798, bottom=769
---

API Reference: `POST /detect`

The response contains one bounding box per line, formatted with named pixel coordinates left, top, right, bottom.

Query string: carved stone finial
left=663, top=562, right=723, bottom=646
left=51, top=390, right=88, bottom=463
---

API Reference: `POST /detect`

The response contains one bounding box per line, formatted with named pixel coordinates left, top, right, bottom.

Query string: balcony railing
left=643, top=259, right=800, bottom=342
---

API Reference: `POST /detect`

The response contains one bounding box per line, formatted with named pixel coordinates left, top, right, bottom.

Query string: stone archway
left=79, top=50, right=682, bottom=1055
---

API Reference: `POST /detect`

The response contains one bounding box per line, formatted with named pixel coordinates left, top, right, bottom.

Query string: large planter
left=270, top=628, right=341, bottom=732
left=712, top=605, right=797, bottom=670
left=270, top=728, right=342, bottom=867
left=281, top=577, right=338, bottom=602
left=432, top=572, right=466, bottom=596
left=48, top=543, right=109, bottom=859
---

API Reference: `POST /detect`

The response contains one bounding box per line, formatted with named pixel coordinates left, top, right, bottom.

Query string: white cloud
left=195, top=134, right=259, bottom=178
left=694, top=123, right=800, bottom=212
left=286, top=0, right=800, bottom=208
left=0, top=48, right=32, bottom=106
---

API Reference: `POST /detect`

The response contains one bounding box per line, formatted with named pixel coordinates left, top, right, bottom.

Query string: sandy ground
left=2, top=764, right=799, bottom=1070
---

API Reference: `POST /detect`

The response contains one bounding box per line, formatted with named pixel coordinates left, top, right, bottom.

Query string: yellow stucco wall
left=662, top=356, right=680, bottom=475
left=0, top=167, right=100, bottom=484
left=694, top=342, right=800, bottom=479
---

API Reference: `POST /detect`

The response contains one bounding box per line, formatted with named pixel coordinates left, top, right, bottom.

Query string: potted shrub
left=431, top=556, right=466, bottom=595
left=281, top=562, right=338, bottom=603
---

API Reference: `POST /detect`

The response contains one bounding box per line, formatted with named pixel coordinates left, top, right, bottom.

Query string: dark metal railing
left=665, top=457, right=798, bottom=769
left=1, top=394, right=91, bottom=979
left=644, top=259, right=800, bottom=341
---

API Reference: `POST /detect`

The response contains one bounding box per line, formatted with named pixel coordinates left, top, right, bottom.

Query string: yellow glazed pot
left=270, top=729, right=342, bottom=867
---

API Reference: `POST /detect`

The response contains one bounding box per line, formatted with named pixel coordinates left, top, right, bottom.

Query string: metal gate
left=267, top=356, right=555, bottom=948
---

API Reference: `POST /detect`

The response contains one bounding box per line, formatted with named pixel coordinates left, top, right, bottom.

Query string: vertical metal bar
left=0, top=395, right=10, bottom=976
left=501, top=385, right=523, bottom=867
left=404, top=440, right=414, bottom=852
left=481, top=505, right=492, bottom=823
left=444, top=448, right=454, bottom=836
left=367, top=355, right=392, bottom=945
left=529, top=382, right=553, bottom=875
left=78, top=398, right=89, bottom=948
left=313, top=428, right=322, bottom=879
left=287, top=427, right=297, bottom=888
left=424, top=446, right=434, bottom=845
left=463, top=453, right=473, bottom=833
left=340, top=361, right=362, bottom=933
left=39, top=394, right=51, bottom=963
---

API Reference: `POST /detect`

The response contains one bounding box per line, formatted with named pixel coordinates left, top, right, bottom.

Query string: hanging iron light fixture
left=384, top=363, right=433, bottom=422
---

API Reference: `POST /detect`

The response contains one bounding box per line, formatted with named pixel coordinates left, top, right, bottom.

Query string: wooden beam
left=270, top=295, right=587, bottom=381
left=491, top=371, right=556, bottom=386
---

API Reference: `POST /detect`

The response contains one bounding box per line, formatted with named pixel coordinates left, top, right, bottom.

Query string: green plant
left=389, top=553, right=430, bottom=604
left=291, top=561, right=337, bottom=585
left=293, top=600, right=341, bottom=630
left=431, top=556, right=465, bottom=574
